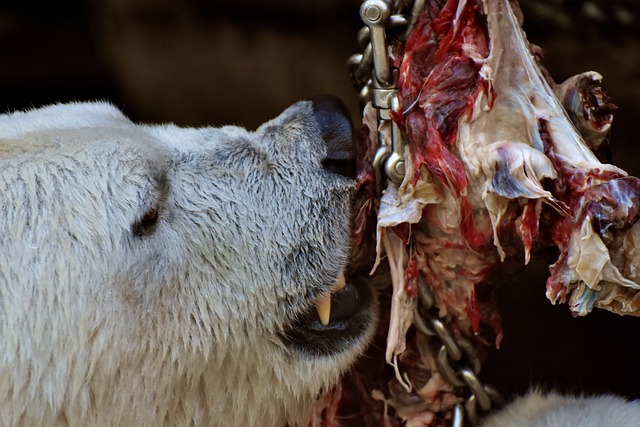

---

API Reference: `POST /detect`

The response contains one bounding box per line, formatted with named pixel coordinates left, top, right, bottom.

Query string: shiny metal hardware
left=384, top=94, right=406, bottom=184
left=360, top=0, right=392, bottom=87
left=432, top=318, right=463, bottom=362
left=460, top=369, right=492, bottom=411
left=372, top=89, right=406, bottom=187
left=452, top=403, right=465, bottom=427
left=352, top=0, right=408, bottom=189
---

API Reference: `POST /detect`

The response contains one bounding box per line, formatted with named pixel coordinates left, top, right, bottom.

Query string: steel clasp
left=371, top=87, right=406, bottom=189
left=360, top=0, right=392, bottom=87
left=361, top=0, right=406, bottom=190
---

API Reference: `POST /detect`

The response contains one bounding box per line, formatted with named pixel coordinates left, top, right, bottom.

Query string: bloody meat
left=312, top=0, right=640, bottom=425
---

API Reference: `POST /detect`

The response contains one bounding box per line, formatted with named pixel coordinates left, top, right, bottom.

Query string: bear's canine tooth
left=316, top=294, right=331, bottom=326
left=316, top=272, right=347, bottom=325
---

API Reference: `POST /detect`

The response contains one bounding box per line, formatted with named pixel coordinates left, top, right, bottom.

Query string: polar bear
left=0, top=97, right=377, bottom=427
left=479, top=390, right=640, bottom=427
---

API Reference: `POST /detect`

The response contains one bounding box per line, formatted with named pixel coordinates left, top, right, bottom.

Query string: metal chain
left=414, top=277, right=504, bottom=426
left=349, top=1, right=504, bottom=425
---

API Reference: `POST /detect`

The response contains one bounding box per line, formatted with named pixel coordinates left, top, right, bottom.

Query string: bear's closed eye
left=132, top=204, right=160, bottom=236
left=131, top=172, right=169, bottom=237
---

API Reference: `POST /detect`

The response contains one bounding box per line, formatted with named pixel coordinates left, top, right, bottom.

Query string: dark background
left=3, top=0, right=640, bottom=403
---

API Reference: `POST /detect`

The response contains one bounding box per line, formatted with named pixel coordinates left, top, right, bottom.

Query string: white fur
left=0, top=101, right=376, bottom=426
left=480, top=390, right=640, bottom=426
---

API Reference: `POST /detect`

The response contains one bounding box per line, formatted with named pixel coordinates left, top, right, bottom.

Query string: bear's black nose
left=312, top=95, right=356, bottom=179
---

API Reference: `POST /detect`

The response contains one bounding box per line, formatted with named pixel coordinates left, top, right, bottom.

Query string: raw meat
left=313, top=0, right=640, bottom=425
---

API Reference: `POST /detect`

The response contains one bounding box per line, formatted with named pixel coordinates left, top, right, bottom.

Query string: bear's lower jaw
left=280, top=276, right=376, bottom=356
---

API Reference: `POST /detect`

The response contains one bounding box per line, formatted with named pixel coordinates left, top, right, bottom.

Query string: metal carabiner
left=360, top=0, right=392, bottom=87
left=360, top=0, right=407, bottom=191
left=371, top=89, right=406, bottom=189
left=385, top=93, right=406, bottom=184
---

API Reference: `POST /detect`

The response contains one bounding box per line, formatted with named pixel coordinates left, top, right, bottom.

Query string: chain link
left=415, top=277, right=504, bottom=425
left=349, top=2, right=504, bottom=423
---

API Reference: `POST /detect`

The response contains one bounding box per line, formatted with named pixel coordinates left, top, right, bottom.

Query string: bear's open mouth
left=278, top=96, right=376, bottom=356
left=282, top=271, right=375, bottom=356
left=311, top=272, right=372, bottom=327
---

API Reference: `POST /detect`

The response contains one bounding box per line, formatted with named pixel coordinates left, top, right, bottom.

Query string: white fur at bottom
left=480, top=391, right=640, bottom=427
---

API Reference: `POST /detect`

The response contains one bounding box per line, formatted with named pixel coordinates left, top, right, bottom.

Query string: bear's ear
left=312, top=95, right=355, bottom=178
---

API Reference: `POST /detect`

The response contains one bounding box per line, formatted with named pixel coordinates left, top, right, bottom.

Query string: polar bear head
left=0, top=98, right=377, bottom=426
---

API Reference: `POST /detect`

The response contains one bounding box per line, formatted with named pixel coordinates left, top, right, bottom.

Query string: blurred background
left=2, top=0, right=640, bottom=403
